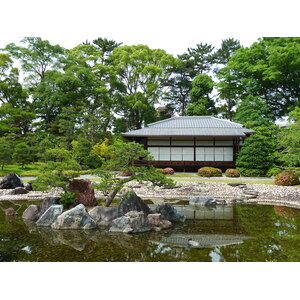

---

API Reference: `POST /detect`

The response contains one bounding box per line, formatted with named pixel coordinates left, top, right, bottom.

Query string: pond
left=1, top=200, right=300, bottom=262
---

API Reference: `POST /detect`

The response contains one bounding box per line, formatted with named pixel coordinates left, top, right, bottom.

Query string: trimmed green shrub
left=274, top=172, right=300, bottom=186
left=155, top=168, right=164, bottom=174
left=266, top=167, right=282, bottom=177
left=225, top=168, right=240, bottom=177
left=162, top=168, right=175, bottom=175
left=238, top=168, right=266, bottom=177
left=83, top=153, right=103, bottom=169
left=198, top=167, right=222, bottom=177
left=59, top=192, right=77, bottom=209
left=236, top=134, right=275, bottom=175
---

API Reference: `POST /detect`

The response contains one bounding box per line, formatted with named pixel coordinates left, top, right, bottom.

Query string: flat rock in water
left=51, top=204, right=97, bottom=230
left=0, top=172, right=24, bottom=189
left=118, top=191, right=150, bottom=217
left=109, top=211, right=151, bottom=233
left=5, top=208, right=17, bottom=216
left=147, top=213, right=172, bottom=231
left=36, top=205, right=63, bottom=227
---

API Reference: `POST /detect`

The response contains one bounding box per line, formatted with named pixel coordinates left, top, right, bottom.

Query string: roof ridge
left=147, top=116, right=177, bottom=127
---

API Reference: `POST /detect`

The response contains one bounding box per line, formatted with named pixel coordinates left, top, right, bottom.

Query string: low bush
left=266, top=167, right=282, bottom=177
left=274, top=171, right=300, bottom=186
left=162, top=168, right=175, bottom=175
left=238, top=168, right=266, bottom=177
left=198, top=167, right=222, bottom=177
left=225, top=169, right=240, bottom=177
left=155, top=168, right=164, bottom=174
left=59, top=192, right=77, bottom=209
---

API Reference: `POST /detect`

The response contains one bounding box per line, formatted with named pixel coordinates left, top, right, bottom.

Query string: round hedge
left=198, top=167, right=222, bottom=177
left=225, top=168, right=240, bottom=177
left=162, top=168, right=175, bottom=175
left=274, top=171, right=300, bottom=186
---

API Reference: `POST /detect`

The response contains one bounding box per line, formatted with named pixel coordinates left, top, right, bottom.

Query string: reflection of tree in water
left=216, top=205, right=300, bottom=261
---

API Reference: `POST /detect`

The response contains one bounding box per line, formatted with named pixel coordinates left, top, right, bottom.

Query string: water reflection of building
left=160, top=234, right=251, bottom=248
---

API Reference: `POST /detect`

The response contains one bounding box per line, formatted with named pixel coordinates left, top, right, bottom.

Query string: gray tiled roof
left=122, top=116, right=255, bottom=137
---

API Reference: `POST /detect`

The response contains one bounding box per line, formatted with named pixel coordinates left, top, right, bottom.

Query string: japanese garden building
left=122, top=116, right=255, bottom=171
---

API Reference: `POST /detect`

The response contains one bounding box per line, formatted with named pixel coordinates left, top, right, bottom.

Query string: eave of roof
left=121, top=116, right=255, bottom=137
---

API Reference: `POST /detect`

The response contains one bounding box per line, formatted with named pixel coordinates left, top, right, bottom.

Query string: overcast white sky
left=1, top=0, right=299, bottom=55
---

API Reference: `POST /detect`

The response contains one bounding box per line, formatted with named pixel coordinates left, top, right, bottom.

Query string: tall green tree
left=0, top=136, right=13, bottom=170
left=0, top=53, right=28, bottom=108
left=185, top=74, right=216, bottom=116
left=109, top=44, right=177, bottom=130
left=217, top=37, right=300, bottom=118
left=277, top=107, right=300, bottom=167
left=4, top=37, right=65, bottom=87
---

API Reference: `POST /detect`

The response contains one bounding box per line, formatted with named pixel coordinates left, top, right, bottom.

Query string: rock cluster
left=0, top=173, right=24, bottom=189
left=20, top=190, right=185, bottom=233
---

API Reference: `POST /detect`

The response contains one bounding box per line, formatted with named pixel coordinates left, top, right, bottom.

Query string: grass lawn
left=0, top=163, right=92, bottom=178
left=0, top=163, right=45, bottom=177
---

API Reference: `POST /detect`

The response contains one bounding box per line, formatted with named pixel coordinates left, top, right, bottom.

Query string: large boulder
left=88, top=206, right=118, bottom=226
left=7, top=187, right=29, bottom=195
left=109, top=211, right=151, bottom=233
left=155, top=203, right=185, bottom=223
left=39, top=196, right=60, bottom=216
left=51, top=204, right=97, bottom=230
left=69, top=179, right=97, bottom=206
left=147, top=213, right=172, bottom=231
left=36, top=205, right=63, bottom=227
left=0, top=172, right=24, bottom=189
left=22, top=205, right=40, bottom=221
left=118, top=191, right=150, bottom=217
left=189, top=196, right=218, bottom=206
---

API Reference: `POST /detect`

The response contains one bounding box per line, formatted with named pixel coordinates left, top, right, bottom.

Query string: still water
left=1, top=200, right=300, bottom=262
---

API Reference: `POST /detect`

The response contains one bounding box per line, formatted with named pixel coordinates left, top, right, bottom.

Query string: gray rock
left=118, top=191, right=150, bottom=217
left=243, top=189, right=259, bottom=196
left=25, top=182, right=33, bottom=191
left=147, top=213, right=172, bottom=231
left=189, top=196, right=218, bottom=206
left=155, top=203, right=186, bottom=223
left=0, top=172, right=24, bottom=189
left=39, top=196, right=60, bottom=216
left=109, top=211, right=151, bottom=233
left=88, top=206, right=118, bottom=226
left=36, top=205, right=63, bottom=227
left=7, top=187, right=29, bottom=195
left=22, top=205, right=40, bottom=220
left=51, top=204, right=97, bottom=230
